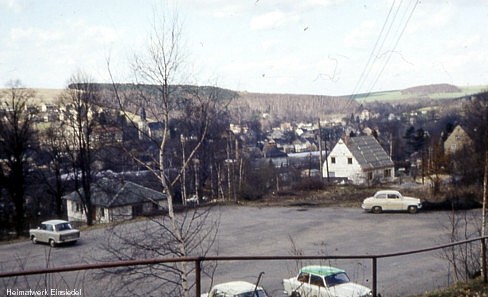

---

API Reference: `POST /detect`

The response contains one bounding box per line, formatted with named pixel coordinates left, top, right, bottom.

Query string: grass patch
left=417, top=278, right=488, bottom=297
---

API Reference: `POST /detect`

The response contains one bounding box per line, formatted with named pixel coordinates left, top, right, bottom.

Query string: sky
left=1, top=0, right=488, bottom=96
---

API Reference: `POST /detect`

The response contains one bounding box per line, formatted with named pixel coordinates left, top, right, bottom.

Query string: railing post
left=372, top=257, right=377, bottom=297
left=482, top=237, right=487, bottom=283
left=196, top=257, right=202, bottom=296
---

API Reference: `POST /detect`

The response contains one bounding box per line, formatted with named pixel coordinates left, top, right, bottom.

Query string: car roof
left=42, top=219, right=70, bottom=225
left=375, top=190, right=400, bottom=195
left=300, top=265, right=345, bottom=277
left=211, top=281, right=262, bottom=295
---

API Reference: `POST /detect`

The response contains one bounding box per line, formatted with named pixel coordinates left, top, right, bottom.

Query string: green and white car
left=283, top=265, right=372, bottom=297
left=29, top=219, right=80, bottom=247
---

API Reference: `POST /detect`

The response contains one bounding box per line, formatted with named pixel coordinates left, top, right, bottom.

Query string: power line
left=364, top=0, right=419, bottom=96
left=349, top=0, right=399, bottom=101
left=346, top=0, right=419, bottom=106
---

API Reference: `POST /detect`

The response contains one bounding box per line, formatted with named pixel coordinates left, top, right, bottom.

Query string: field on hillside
left=354, top=85, right=488, bottom=103
left=32, top=89, right=63, bottom=103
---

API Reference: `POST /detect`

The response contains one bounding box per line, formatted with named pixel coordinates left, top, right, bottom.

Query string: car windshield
left=55, top=222, right=73, bottom=231
left=236, top=289, right=267, bottom=297
left=324, top=272, right=350, bottom=287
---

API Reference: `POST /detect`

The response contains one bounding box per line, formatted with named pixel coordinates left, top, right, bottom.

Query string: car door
left=386, top=193, right=403, bottom=210
left=44, top=224, right=55, bottom=242
left=37, top=223, right=48, bottom=242
left=296, top=272, right=313, bottom=297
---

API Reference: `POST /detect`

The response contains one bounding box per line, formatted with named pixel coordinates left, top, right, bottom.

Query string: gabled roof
left=264, top=146, right=288, bottom=158
left=62, top=179, right=166, bottom=208
left=446, top=125, right=472, bottom=142
left=347, top=136, right=394, bottom=169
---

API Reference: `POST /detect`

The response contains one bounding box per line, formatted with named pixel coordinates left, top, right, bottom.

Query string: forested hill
left=72, top=83, right=358, bottom=122
left=231, top=92, right=357, bottom=121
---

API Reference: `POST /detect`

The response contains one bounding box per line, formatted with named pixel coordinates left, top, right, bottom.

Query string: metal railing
left=1, top=236, right=487, bottom=296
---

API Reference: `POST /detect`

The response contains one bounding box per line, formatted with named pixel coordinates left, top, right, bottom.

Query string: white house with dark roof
left=323, top=135, right=394, bottom=185
left=63, top=179, right=167, bottom=224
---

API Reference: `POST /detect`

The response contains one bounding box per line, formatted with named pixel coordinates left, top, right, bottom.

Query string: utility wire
left=346, top=0, right=419, bottom=107
left=364, top=0, right=419, bottom=98
left=349, top=0, right=399, bottom=101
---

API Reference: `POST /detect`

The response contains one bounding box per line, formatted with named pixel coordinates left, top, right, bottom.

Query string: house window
left=384, top=169, right=391, bottom=178
left=331, top=157, right=336, bottom=164
left=348, top=157, right=353, bottom=164
left=100, top=207, right=105, bottom=217
left=367, top=172, right=373, bottom=180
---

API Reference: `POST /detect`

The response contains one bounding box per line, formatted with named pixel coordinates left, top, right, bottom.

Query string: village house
left=443, top=125, right=473, bottom=155
left=92, top=126, right=123, bottom=145
left=63, top=179, right=167, bottom=224
left=323, top=135, right=394, bottom=185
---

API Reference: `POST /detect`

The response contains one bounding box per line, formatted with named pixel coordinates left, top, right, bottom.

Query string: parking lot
left=0, top=205, right=482, bottom=296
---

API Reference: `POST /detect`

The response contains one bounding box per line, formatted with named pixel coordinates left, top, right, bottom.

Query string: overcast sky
left=1, top=0, right=487, bottom=96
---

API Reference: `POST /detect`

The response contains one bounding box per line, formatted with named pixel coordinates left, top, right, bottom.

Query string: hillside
left=4, top=83, right=487, bottom=123
left=401, top=83, right=461, bottom=95
left=352, top=84, right=488, bottom=103
left=231, top=92, right=357, bottom=122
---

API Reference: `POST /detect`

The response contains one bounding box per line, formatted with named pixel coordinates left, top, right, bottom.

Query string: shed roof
left=347, top=136, right=394, bottom=170
left=62, top=179, right=166, bottom=208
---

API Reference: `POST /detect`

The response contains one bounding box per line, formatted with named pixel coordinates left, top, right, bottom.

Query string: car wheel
left=408, top=205, right=418, bottom=214
left=31, top=236, right=37, bottom=244
left=290, top=291, right=301, bottom=297
left=372, top=206, right=382, bottom=214
left=49, top=239, right=56, bottom=247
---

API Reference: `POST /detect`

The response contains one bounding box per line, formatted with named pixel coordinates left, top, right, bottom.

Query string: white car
left=362, top=190, right=422, bottom=214
left=283, top=265, right=372, bottom=297
left=202, top=281, right=268, bottom=297
left=29, top=219, right=80, bottom=247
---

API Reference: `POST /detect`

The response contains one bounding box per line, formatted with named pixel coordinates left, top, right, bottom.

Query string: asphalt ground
left=0, top=206, right=482, bottom=296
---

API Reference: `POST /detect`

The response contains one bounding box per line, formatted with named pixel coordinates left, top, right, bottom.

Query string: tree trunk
left=481, top=149, right=488, bottom=282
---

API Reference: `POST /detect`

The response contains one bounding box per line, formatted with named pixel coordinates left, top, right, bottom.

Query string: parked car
left=186, top=194, right=200, bottom=205
left=362, top=190, right=422, bottom=214
left=29, top=219, right=80, bottom=247
left=283, top=265, right=372, bottom=297
left=201, top=281, right=268, bottom=297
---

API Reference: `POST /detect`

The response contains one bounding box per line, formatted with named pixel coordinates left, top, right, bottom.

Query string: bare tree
left=0, top=80, right=37, bottom=236
left=103, top=5, right=232, bottom=296
left=461, top=92, right=488, bottom=184
left=59, top=73, right=101, bottom=226
left=440, top=208, right=482, bottom=281
left=35, top=124, right=69, bottom=218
